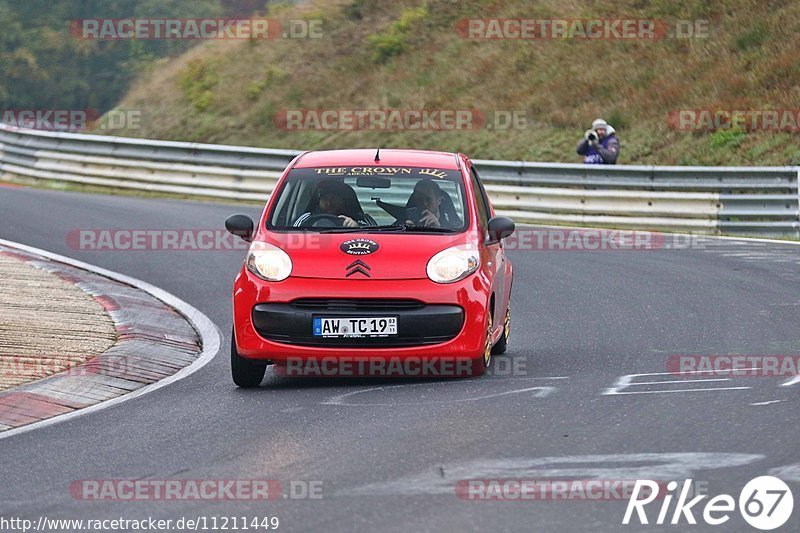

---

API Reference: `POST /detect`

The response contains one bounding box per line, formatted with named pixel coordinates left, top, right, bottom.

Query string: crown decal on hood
left=340, top=238, right=380, bottom=255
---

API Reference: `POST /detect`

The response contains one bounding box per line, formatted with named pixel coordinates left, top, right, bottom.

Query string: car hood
left=264, top=232, right=468, bottom=280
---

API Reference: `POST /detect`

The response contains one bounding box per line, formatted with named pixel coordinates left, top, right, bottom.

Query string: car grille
left=289, top=298, right=425, bottom=311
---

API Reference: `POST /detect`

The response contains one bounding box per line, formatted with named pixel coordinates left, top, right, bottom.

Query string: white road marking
left=781, top=375, right=800, bottom=387
left=0, top=238, right=221, bottom=441
left=322, top=377, right=566, bottom=406
left=488, top=376, right=570, bottom=381
left=749, top=400, right=786, bottom=406
left=656, top=368, right=759, bottom=375
left=343, top=452, right=764, bottom=496
left=609, top=387, right=751, bottom=395
left=603, top=373, right=634, bottom=394
left=769, top=464, right=800, bottom=482
left=632, top=378, right=731, bottom=386
left=324, top=385, right=555, bottom=406
left=603, top=370, right=757, bottom=396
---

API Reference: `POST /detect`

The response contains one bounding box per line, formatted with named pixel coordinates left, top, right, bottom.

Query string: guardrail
left=1, top=123, right=798, bottom=237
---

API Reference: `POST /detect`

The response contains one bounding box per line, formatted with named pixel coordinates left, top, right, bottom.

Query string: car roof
left=293, top=149, right=461, bottom=170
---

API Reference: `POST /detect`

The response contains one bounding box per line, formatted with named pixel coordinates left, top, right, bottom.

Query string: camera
left=587, top=131, right=598, bottom=142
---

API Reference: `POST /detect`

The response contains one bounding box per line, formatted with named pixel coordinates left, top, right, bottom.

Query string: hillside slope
left=103, top=0, right=800, bottom=165
left=0, top=0, right=252, bottom=113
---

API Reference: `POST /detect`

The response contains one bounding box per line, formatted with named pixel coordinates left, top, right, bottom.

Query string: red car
left=225, top=149, right=514, bottom=387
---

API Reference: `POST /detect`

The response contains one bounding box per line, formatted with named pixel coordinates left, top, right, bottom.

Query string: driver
left=293, top=179, right=377, bottom=227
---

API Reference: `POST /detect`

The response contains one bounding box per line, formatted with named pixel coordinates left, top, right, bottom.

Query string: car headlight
left=426, top=244, right=480, bottom=284
left=246, top=242, right=292, bottom=281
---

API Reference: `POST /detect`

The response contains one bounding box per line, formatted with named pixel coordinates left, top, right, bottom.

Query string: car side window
left=470, top=167, right=490, bottom=232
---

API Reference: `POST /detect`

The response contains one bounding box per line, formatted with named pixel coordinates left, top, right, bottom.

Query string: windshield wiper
left=317, top=224, right=406, bottom=233
left=306, top=224, right=454, bottom=234
left=401, top=224, right=455, bottom=233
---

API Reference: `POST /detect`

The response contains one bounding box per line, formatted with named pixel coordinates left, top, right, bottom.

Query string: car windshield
left=267, top=166, right=469, bottom=233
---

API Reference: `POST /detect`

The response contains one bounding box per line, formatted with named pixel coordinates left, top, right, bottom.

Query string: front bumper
left=252, top=299, right=464, bottom=347
left=233, top=270, right=491, bottom=362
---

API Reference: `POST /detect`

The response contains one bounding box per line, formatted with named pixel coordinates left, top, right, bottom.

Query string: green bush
left=178, top=59, right=219, bottom=112
left=783, top=145, right=800, bottom=165
left=245, top=66, right=286, bottom=101
left=735, top=23, right=769, bottom=51
left=368, top=32, right=407, bottom=63
left=367, top=6, right=429, bottom=64
left=709, top=128, right=746, bottom=149
left=606, top=109, right=628, bottom=131
left=343, top=0, right=367, bottom=20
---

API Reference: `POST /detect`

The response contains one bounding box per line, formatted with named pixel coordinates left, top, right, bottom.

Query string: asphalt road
left=1, top=186, right=799, bottom=532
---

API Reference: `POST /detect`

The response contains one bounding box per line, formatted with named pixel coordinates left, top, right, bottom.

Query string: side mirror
left=225, top=214, right=254, bottom=242
left=486, top=216, right=515, bottom=245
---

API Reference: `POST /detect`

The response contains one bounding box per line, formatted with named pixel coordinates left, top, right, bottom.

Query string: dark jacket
left=577, top=133, right=620, bottom=164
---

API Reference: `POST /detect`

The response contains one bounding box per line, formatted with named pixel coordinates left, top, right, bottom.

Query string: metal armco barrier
left=1, top=123, right=798, bottom=237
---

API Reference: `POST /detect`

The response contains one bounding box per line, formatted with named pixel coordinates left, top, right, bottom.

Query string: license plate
left=313, top=317, right=397, bottom=337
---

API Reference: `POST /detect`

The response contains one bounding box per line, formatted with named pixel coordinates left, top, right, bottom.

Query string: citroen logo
left=340, top=238, right=379, bottom=256
left=346, top=259, right=371, bottom=278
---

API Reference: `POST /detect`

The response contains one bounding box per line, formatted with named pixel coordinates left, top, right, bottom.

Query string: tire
left=491, top=304, right=510, bottom=355
left=231, top=328, right=266, bottom=387
left=470, top=312, right=494, bottom=376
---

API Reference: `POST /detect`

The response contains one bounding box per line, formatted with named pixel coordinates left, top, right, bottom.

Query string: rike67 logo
left=623, top=476, right=793, bottom=530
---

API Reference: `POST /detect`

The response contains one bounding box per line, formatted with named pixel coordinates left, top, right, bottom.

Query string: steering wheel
left=300, top=213, right=345, bottom=227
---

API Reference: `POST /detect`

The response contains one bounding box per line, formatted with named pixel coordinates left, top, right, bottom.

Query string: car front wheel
left=470, top=312, right=493, bottom=377
left=231, top=328, right=266, bottom=387
left=491, top=304, right=510, bottom=355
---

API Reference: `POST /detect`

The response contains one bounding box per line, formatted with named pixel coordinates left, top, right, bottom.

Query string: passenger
left=406, top=179, right=461, bottom=229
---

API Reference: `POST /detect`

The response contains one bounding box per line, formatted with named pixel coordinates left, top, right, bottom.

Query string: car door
left=470, top=166, right=506, bottom=328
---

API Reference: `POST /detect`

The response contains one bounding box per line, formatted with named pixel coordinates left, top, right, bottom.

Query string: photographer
left=576, top=118, right=620, bottom=164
